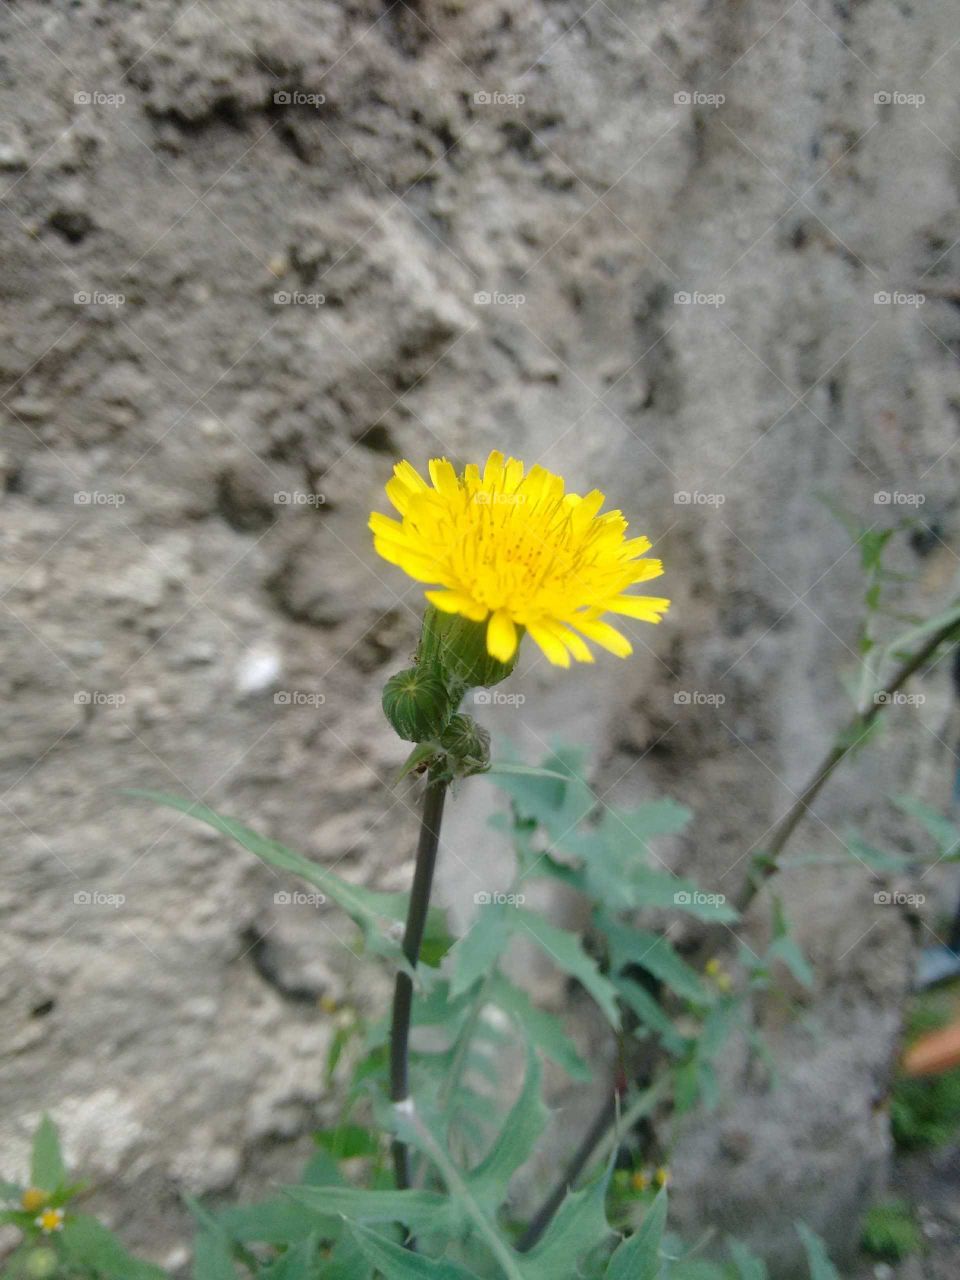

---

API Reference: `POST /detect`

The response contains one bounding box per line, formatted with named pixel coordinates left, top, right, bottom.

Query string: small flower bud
left=440, top=713, right=491, bottom=776
left=419, top=606, right=520, bottom=691
left=382, top=666, right=453, bottom=742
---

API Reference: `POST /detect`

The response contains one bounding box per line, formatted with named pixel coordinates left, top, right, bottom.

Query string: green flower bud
left=418, top=606, right=521, bottom=691
left=382, top=666, right=453, bottom=742
left=440, top=713, right=491, bottom=776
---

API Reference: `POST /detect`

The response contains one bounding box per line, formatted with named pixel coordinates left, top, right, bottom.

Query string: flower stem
left=390, top=770, right=447, bottom=1189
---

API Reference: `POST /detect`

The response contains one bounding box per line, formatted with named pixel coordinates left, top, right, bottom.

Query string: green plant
left=860, top=1200, right=922, bottom=1261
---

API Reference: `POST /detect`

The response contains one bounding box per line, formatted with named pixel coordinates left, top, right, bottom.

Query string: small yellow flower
left=630, top=1170, right=650, bottom=1192
left=35, top=1207, right=64, bottom=1233
left=319, top=994, right=338, bottom=1014
left=21, top=1188, right=49, bottom=1213
left=704, top=957, right=721, bottom=977
left=655, top=1166, right=670, bottom=1188
left=369, top=452, right=669, bottom=667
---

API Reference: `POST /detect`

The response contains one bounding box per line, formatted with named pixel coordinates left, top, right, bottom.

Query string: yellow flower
left=21, top=1188, right=49, bottom=1213
left=369, top=452, right=669, bottom=667
left=630, top=1170, right=650, bottom=1192
left=655, top=1166, right=670, bottom=1188
left=35, top=1207, right=64, bottom=1233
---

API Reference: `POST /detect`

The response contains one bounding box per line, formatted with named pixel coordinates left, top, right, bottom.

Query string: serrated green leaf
left=603, top=917, right=708, bottom=1005
left=315, top=1125, right=380, bottom=1160
left=727, top=1236, right=769, bottom=1280
left=767, top=936, right=814, bottom=989
left=509, top=909, right=620, bottom=1028
left=126, top=791, right=448, bottom=963
left=490, top=975, right=591, bottom=1081
left=606, top=1188, right=667, bottom=1280
left=844, top=836, right=910, bottom=874
left=448, top=903, right=510, bottom=1000
left=216, top=1194, right=338, bottom=1245
left=60, top=1215, right=169, bottom=1280
left=347, top=1222, right=485, bottom=1279
left=796, top=1223, right=840, bottom=1280
left=469, top=1046, right=547, bottom=1207
left=30, top=1115, right=67, bottom=1191
left=517, top=1168, right=615, bottom=1280
left=284, top=1185, right=453, bottom=1235
left=258, top=1234, right=321, bottom=1279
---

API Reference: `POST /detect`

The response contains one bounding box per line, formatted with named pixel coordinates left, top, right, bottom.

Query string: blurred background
left=2, top=0, right=959, bottom=1272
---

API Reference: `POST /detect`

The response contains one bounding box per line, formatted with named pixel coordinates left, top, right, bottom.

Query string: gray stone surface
left=1, top=0, right=959, bottom=1270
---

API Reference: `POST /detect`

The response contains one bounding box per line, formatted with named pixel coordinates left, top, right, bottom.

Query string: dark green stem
left=735, top=611, right=960, bottom=913
left=390, top=771, right=447, bottom=1189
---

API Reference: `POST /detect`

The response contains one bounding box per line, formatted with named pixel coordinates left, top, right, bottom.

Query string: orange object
left=902, top=1020, right=960, bottom=1076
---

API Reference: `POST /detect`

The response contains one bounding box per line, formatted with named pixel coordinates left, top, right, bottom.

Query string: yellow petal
left=572, top=616, right=633, bottom=657
left=486, top=609, right=518, bottom=662
left=428, top=458, right=461, bottom=498
left=425, top=589, right=488, bottom=621
left=527, top=621, right=571, bottom=667
left=626, top=559, right=664, bottom=584
left=605, top=595, right=671, bottom=622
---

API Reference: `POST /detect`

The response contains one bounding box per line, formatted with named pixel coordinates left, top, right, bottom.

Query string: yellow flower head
left=35, top=1207, right=64, bottom=1233
left=369, top=451, right=670, bottom=667
left=21, top=1187, right=49, bottom=1213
